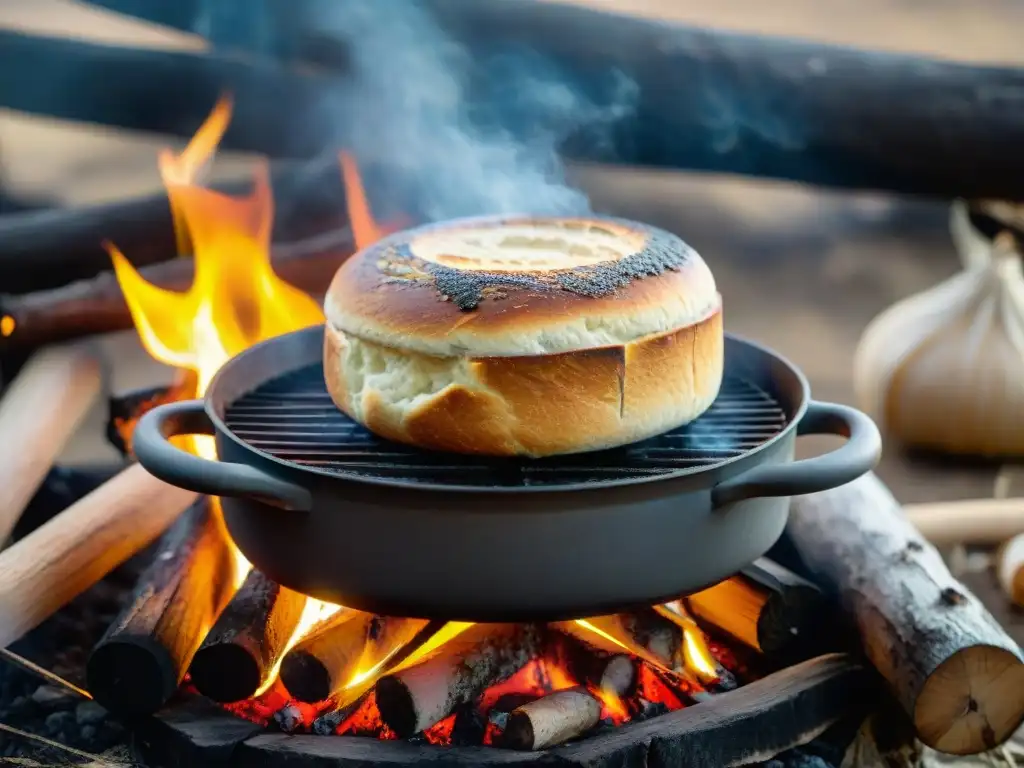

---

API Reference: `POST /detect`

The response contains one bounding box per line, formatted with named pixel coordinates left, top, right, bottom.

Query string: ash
left=0, top=468, right=136, bottom=761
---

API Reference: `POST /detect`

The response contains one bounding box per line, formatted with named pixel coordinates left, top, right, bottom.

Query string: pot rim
left=201, top=325, right=812, bottom=495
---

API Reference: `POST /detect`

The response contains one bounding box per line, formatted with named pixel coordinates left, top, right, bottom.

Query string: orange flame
left=109, top=97, right=324, bottom=588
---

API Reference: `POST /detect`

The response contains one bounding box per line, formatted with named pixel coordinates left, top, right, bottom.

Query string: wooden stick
left=502, top=687, right=602, bottom=751
left=87, top=499, right=238, bottom=717
left=0, top=227, right=353, bottom=351
left=0, top=343, right=102, bottom=543
left=189, top=570, right=307, bottom=703
left=684, top=558, right=828, bottom=662
left=903, top=498, right=1024, bottom=547
left=374, top=623, right=541, bottom=738
left=280, top=613, right=431, bottom=704
left=0, top=463, right=197, bottom=650
left=787, top=473, right=1024, bottom=755
left=996, top=533, right=1024, bottom=607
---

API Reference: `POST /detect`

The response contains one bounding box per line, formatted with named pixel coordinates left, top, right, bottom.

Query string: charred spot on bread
left=370, top=217, right=697, bottom=311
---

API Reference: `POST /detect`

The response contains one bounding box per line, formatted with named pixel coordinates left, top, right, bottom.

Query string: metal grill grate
left=223, top=365, right=790, bottom=488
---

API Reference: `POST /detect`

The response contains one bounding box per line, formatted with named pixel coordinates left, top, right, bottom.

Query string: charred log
left=189, top=570, right=307, bottom=703
left=787, top=473, right=1024, bottom=755
left=0, top=228, right=352, bottom=351
left=86, top=500, right=238, bottom=717
left=685, top=558, right=829, bottom=663
left=0, top=152, right=348, bottom=295
left=280, top=613, right=432, bottom=704
left=550, top=632, right=637, bottom=700
left=31, top=1, right=1024, bottom=200
left=375, top=623, right=541, bottom=738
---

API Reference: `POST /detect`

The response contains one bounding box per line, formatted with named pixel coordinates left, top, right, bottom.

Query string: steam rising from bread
left=316, top=1, right=637, bottom=221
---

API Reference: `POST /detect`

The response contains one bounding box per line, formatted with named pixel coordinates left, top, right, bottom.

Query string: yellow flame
left=573, top=619, right=632, bottom=652
left=653, top=602, right=720, bottom=684
left=0, top=316, right=13, bottom=337
left=254, top=599, right=344, bottom=697
left=110, top=97, right=325, bottom=603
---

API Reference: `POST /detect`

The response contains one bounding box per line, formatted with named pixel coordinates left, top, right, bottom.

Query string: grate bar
left=223, top=364, right=792, bottom=488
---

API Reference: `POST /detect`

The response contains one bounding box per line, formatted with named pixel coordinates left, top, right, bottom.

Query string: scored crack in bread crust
left=323, top=215, right=725, bottom=457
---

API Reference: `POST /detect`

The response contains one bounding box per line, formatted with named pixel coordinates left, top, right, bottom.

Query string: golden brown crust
left=323, top=309, right=724, bottom=457
left=324, top=215, right=719, bottom=358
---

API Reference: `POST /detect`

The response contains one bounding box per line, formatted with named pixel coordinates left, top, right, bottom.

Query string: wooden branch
left=787, top=473, right=1024, bottom=755
left=0, top=463, right=197, bottom=650
left=997, top=534, right=1024, bottom=608
left=41, top=1, right=1024, bottom=199
left=684, top=558, right=828, bottom=662
left=0, top=343, right=102, bottom=543
left=502, top=687, right=602, bottom=751
left=280, top=613, right=431, bottom=704
left=0, top=154, right=347, bottom=296
left=903, top=498, right=1024, bottom=547
left=0, top=228, right=353, bottom=351
left=189, top=570, right=307, bottom=703
left=374, top=623, right=541, bottom=738
left=87, top=499, right=238, bottom=716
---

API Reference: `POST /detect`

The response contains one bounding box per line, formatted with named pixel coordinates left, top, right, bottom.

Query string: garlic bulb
left=853, top=201, right=1024, bottom=457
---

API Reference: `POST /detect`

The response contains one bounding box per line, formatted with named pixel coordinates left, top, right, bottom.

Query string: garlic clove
left=853, top=203, right=1024, bottom=457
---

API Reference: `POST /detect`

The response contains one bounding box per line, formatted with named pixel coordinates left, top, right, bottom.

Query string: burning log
left=551, top=632, right=637, bottom=701
left=997, top=534, right=1024, bottom=608
left=280, top=612, right=432, bottom=704
left=375, top=623, right=541, bottom=738
left=684, top=558, right=828, bottom=662
left=45, top=1, right=1024, bottom=200
left=497, top=633, right=641, bottom=751
left=0, top=343, right=102, bottom=543
left=189, top=570, right=307, bottom=703
left=0, top=463, right=197, bottom=649
left=502, top=687, right=603, bottom=751
left=787, top=473, right=1024, bottom=756
left=87, top=499, right=238, bottom=716
left=0, top=227, right=353, bottom=351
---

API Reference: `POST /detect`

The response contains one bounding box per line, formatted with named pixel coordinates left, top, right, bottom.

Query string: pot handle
left=710, top=400, right=881, bottom=508
left=133, top=399, right=313, bottom=512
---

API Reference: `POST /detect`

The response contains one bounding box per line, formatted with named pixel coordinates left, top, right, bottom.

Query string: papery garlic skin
left=853, top=203, right=1024, bottom=457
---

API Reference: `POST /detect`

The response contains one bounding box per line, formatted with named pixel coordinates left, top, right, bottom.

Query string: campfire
left=0, top=33, right=1021, bottom=760
left=79, top=98, right=819, bottom=753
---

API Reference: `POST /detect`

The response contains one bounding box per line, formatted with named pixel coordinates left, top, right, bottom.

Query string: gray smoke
left=310, top=1, right=637, bottom=223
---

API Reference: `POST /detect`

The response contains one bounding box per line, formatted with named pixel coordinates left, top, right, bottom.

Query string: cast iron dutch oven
left=132, top=325, right=880, bottom=621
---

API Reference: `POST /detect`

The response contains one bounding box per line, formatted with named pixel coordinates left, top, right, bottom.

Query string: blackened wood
left=0, top=29, right=328, bottom=162
left=0, top=228, right=352, bottom=351
left=0, top=152, right=348, bottom=296
left=86, top=500, right=237, bottom=717
left=227, top=654, right=872, bottom=767
left=550, top=632, right=637, bottom=700
left=686, top=558, right=828, bottom=662
left=375, top=623, right=541, bottom=738
left=787, top=473, right=1024, bottom=755
left=280, top=613, right=431, bottom=704
left=135, top=694, right=263, bottom=768
left=55, top=1, right=1024, bottom=199
left=189, top=570, right=307, bottom=703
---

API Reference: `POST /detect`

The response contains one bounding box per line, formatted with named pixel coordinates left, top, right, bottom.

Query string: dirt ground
left=1, top=0, right=1022, bottom=701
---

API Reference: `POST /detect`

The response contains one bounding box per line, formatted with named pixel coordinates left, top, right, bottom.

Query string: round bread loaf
left=324, top=215, right=723, bottom=457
